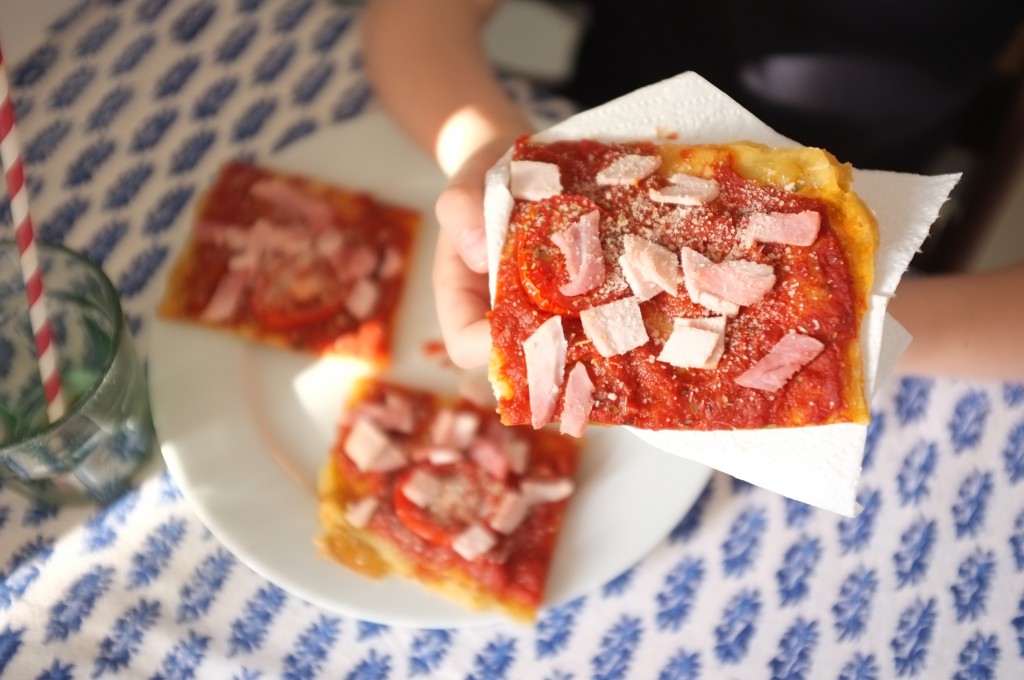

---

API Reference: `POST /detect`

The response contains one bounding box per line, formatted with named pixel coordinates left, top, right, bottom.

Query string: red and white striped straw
left=0, top=43, right=66, bottom=424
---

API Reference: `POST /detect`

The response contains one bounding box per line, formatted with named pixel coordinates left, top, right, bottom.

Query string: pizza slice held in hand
left=489, top=137, right=878, bottom=433
left=159, top=161, right=418, bottom=365
left=316, top=378, right=581, bottom=622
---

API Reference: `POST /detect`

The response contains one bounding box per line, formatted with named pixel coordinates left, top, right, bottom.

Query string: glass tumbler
left=0, top=241, right=155, bottom=504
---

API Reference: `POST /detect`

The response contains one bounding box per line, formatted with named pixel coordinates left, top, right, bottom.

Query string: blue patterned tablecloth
left=1, top=2, right=1023, bottom=679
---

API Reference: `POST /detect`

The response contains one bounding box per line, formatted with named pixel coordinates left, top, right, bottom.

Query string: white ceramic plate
left=149, top=110, right=712, bottom=627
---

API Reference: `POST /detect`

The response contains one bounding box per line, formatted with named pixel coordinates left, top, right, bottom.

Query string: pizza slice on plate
left=489, top=137, right=878, bottom=433
left=316, top=378, right=581, bottom=622
left=159, top=161, right=418, bottom=364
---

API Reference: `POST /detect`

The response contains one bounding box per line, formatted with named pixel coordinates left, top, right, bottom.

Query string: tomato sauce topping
left=490, top=139, right=858, bottom=430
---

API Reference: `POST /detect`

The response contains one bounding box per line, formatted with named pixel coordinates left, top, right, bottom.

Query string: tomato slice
left=250, top=253, right=351, bottom=331
left=393, top=462, right=495, bottom=546
left=515, top=195, right=622, bottom=316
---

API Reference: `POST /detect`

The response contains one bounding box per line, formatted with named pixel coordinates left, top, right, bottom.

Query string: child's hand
left=432, top=138, right=515, bottom=369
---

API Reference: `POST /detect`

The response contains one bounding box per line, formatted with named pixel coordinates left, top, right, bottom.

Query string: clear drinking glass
left=0, top=241, right=155, bottom=504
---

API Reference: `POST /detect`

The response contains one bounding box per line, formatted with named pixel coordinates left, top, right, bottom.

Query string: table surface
left=1, top=2, right=1023, bottom=679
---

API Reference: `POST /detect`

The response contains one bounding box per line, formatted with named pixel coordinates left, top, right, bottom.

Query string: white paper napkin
left=484, top=72, right=959, bottom=515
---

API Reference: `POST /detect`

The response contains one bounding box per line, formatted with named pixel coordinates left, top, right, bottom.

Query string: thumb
left=435, top=135, right=523, bottom=275
left=435, top=179, right=489, bottom=274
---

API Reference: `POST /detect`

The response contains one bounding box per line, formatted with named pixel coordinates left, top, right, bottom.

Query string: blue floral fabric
left=1, top=1, right=1023, bottom=678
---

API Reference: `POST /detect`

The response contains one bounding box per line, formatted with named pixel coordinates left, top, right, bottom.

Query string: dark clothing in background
left=559, top=0, right=1023, bottom=172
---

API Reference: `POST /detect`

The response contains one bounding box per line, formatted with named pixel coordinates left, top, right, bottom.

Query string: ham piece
left=618, top=234, right=681, bottom=301
left=428, top=448, right=462, bottom=465
left=521, top=478, right=574, bottom=504
left=314, top=230, right=344, bottom=258
left=194, top=220, right=243, bottom=247
left=199, top=269, right=250, bottom=322
left=679, top=247, right=775, bottom=309
left=344, top=497, right=378, bottom=529
left=489, top=490, right=530, bottom=535
left=579, top=297, right=649, bottom=357
left=522, top=315, right=568, bottom=429
left=619, top=255, right=661, bottom=301
left=485, top=421, right=530, bottom=474
left=595, top=154, right=662, bottom=185
left=378, top=248, right=404, bottom=279
left=336, top=245, right=379, bottom=281
left=735, top=332, right=825, bottom=392
left=346, top=278, right=379, bottom=320
left=401, top=468, right=443, bottom=508
left=250, top=177, right=335, bottom=232
left=502, top=437, right=529, bottom=475
left=745, top=210, right=821, bottom=246
left=469, top=437, right=510, bottom=481
left=361, top=394, right=415, bottom=435
left=452, top=523, right=496, bottom=561
left=359, top=393, right=415, bottom=434
left=559, top=362, right=595, bottom=438
left=344, top=416, right=407, bottom=473
left=384, top=392, right=416, bottom=433
left=658, top=316, right=727, bottom=369
left=411, top=445, right=462, bottom=465
left=510, top=160, right=562, bottom=201
left=199, top=219, right=316, bottom=321
left=678, top=248, right=740, bottom=316
left=451, top=411, right=481, bottom=449
left=649, top=173, right=720, bottom=205
left=221, top=220, right=305, bottom=269
left=690, top=258, right=776, bottom=306
left=430, top=408, right=479, bottom=449
left=429, top=408, right=455, bottom=447
left=550, top=209, right=605, bottom=296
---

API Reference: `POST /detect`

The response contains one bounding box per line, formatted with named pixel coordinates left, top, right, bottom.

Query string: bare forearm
left=362, top=0, right=533, bottom=175
left=889, top=262, right=1024, bottom=380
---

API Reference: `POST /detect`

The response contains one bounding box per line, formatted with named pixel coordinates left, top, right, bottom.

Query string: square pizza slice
left=489, top=137, right=878, bottom=432
left=316, top=378, right=581, bottom=622
left=159, top=161, right=418, bottom=364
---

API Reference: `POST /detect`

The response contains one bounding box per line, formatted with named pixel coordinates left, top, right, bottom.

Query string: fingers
left=433, top=227, right=492, bottom=369
left=432, top=137, right=520, bottom=368
left=435, top=136, right=519, bottom=275
left=435, top=180, right=488, bottom=273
